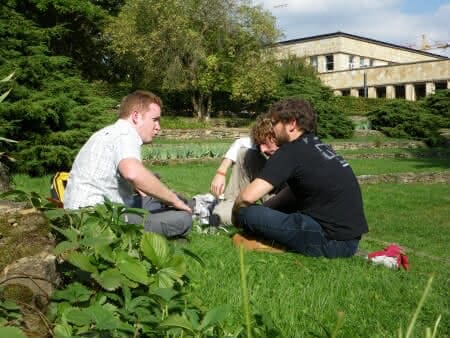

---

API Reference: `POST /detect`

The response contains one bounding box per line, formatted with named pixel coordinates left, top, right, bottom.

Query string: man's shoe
left=232, top=233, right=285, bottom=253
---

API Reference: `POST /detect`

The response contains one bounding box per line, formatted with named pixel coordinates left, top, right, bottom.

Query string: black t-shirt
left=258, top=133, right=368, bottom=240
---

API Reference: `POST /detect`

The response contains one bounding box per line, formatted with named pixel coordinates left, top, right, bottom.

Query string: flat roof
left=275, top=31, right=448, bottom=60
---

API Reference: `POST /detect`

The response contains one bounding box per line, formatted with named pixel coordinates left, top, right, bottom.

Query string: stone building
left=274, top=32, right=449, bottom=100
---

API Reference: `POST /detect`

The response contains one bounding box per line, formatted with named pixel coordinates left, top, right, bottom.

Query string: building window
left=341, top=89, right=351, bottom=96
left=326, top=55, right=334, bottom=71
left=310, top=56, right=318, bottom=71
left=415, top=83, right=426, bottom=100
left=348, top=55, right=354, bottom=69
left=369, top=59, right=374, bottom=67
left=395, top=85, right=405, bottom=99
left=376, top=87, right=386, bottom=98
left=435, top=81, right=447, bottom=90
left=360, top=57, right=365, bottom=67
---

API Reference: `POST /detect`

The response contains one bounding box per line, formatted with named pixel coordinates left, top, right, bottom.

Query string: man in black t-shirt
left=232, top=99, right=368, bottom=258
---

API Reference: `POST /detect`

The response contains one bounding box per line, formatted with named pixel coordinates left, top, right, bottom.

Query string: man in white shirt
left=210, top=114, right=278, bottom=224
left=64, top=90, right=192, bottom=238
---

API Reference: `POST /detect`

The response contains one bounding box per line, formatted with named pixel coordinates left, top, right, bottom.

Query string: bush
left=333, top=96, right=392, bottom=116
left=274, top=74, right=354, bottom=138
left=315, top=101, right=355, bottom=139
left=367, top=98, right=447, bottom=146
left=0, top=79, right=117, bottom=175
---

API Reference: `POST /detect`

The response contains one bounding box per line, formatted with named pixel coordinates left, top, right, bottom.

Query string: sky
left=256, top=0, right=450, bottom=57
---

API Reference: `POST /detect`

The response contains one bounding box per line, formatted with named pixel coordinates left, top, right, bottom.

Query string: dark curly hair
left=269, top=98, right=316, bottom=133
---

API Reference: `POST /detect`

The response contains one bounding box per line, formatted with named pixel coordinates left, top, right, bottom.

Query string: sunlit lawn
left=11, top=153, right=450, bottom=336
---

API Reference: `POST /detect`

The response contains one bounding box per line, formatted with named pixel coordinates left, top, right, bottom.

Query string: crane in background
left=418, top=34, right=449, bottom=51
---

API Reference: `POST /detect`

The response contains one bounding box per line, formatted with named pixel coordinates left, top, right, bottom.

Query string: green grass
left=361, top=184, right=450, bottom=258
left=348, top=157, right=450, bottom=175
left=9, top=152, right=450, bottom=337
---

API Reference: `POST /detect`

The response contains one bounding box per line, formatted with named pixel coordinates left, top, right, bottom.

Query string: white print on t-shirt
left=314, top=143, right=349, bottom=167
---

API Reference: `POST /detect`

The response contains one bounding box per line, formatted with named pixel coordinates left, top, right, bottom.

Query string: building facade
left=274, top=32, right=449, bottom=100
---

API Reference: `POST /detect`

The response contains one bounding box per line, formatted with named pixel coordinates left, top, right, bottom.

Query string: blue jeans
left=236, top=205, right=359, bottom=258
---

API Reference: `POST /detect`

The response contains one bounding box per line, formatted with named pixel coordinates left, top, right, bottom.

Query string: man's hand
left=172, top=197, right=192, bottom=213
left=119, top=158, right=191, bottom=212
left=210, top=173, right=226, bottom=197
left=210, top=158, right=233, bottom=198
left=231, top=178, right=274, bottom=226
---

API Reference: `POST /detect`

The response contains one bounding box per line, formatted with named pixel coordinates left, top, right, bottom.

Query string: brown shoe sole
left=232, top=233, right=285, bottom=253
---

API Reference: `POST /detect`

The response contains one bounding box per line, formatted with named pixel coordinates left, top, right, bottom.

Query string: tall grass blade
left=239, top=245, right=252, bottom=338
left=405, top=274, right=434, bottom=338
left=331, top=311, right=344, bottom=338
left=430, top=315, right=441, bottom=338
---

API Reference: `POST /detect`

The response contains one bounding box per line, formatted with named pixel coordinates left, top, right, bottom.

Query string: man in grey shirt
left=64, top=90, right=192, bottom=238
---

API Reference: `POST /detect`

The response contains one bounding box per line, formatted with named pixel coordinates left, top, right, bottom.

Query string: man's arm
left=210, top=158, right=233, bottom=197
left=262, top=186, right=296, bottom=211
left=118, top=158, right=191, bottom=213
left=211, top=137, right=254, bottom=198
left=231, top=178, right=273, bottom=226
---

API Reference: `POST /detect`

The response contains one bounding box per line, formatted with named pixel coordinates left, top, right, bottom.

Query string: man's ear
left=287, top=118, right=297, bottom=132
left=131, top=111, right=140, bottom=124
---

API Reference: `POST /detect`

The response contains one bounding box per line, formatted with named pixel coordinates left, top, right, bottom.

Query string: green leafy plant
left=0, top=286, right=27, bottom=338
left=45, top=199, right=231, bottom=337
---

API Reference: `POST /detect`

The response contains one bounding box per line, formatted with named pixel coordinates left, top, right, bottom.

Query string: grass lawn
left=11, top=156, right=450, bottom=336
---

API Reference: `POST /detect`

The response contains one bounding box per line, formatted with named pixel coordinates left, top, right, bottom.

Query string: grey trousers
left=126, top=196, right=192, bottom=238
left=212, top=148, right=267, bottom=225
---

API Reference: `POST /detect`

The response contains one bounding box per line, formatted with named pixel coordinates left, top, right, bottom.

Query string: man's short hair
left=119, top=90, right=163, bottom=118
left=269, top=98, right=316, bottom=133
left=250, top=113, right=275, bottom=145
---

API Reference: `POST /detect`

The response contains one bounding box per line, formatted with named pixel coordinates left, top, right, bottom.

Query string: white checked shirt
left=64, top=119, right=143, bottom=209
left=223, top=137, right=256, bottom=162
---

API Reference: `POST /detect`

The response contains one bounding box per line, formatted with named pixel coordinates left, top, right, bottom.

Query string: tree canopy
left=105, top=0, right=281, bottom=119
left=0, top=0, right=118, bottom=175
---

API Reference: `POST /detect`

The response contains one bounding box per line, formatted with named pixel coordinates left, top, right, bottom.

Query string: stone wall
left=158, top=128, right=249, bottom=140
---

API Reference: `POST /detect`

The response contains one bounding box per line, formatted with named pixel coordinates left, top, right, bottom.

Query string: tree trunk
left=192, top=92, right=212, bottom=120
left=0, top=162, right=11, bottom=193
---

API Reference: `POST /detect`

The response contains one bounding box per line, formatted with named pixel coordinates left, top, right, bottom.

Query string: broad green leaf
left=51, top=282, right=93, bottom=303
left=150, top=288, right=178, bottom=302
left=117, top=258, right=149, bottom=285
left=80, top=228, right=116, bottom=247
left=97, top=245, right=115, bottom=263
left=51, top=225, right=79, bottom=242
left=54, top=241, right=79, bottom=255
left=87, top=304, right=120, bottom=330
left=93, top=268, right=122, bottom=291
left=186, top=308, right=200, bottom=330
left=119, top=275, right=138, bottom=289
left=53, top=323, right=73, bottom=337
left=128, top=296, right=152, bottom=311
left=66, top=308, right=92, bottom=326
left=43, top=208, right=66, bottom=221
left=1, top=299, right=20, bottom=310
left=154, top=271, right=175, bottom=289
left=198, top=304, right=231, bottom=330
left=153, top=256, right=186, bottom=288
left=66, top=304, right=119, bottom=330
left=159, top=314, right=194, bottom=333
left=140, top=232, right=169, bottom=267
left=0, top=327, right=27, bottom=338
left=67, top=252, right=98, bottom=273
